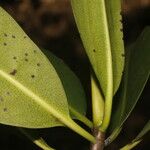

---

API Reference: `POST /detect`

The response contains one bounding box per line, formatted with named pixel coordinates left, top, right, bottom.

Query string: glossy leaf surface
left=71, top=0, right=124, bottom=96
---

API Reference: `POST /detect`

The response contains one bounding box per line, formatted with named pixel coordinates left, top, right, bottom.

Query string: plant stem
left=91, top=74, right=104, bottom=127
left=69, top=106, right=93, bottom=128
left=120, top=140, right=142, bottom=150
left=91, top=127, right=105, bottom=150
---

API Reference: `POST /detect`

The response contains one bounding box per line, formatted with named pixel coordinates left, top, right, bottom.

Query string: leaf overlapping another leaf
left=109, top=27, right=150, bottom=142
left=0, top=7, right=95, bottom=143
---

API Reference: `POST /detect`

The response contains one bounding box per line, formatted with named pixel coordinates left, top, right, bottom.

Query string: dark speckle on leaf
left=3, top=108, right=7, bottom=112
left=120, top=28, right=123, bottom=32
left=4, top=33, right=8, bottom=37
left=13, top=56, right=17, bottom=60
left=3, top=43, right=7, bottom=46
left=6, top=92, right=10, bottom=95
left=31, top=75, right=35, bottom=78
left=24, top=36, right=27, bottom=39
left=25, top=53, right=28, bottom=56
left=25, top=58, right=28, bottom=62
left=12, top=35, right=16, bottom=38
left=37, top=63, right=40, bottom=66
left=10, top=69, right=17, bottom=76
left=121, top=53, right=125, bottom=57
left=33, top=50, right=37, bottom=53
left=93, top=49, right=96, bottom=52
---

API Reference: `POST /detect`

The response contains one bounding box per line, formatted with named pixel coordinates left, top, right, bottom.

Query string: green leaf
left=120, top=120, right=150, bottom=150
left=120, top=140, right=141, bottom=150
left=134, top=120, right=150, bottom=141
left=41, top=49, right=93, bottom=128
left=0, top=7, right=70, bottom=128
left=20, top=128, right=55, bottom=150
left=42, top=50, right=86, bottom=117
left=0, top=7, right=95, bottom=143
left=109, top=27, right=150, bottom=134
left=71, top=0, right=124, bottom=96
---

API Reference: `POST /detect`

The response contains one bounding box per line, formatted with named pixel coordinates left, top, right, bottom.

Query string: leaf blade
left=134, top=120, right=150, bottom=141
left=41, top=49, right=93, bottom=128
left=109, top=27, right=150, bottom=134
left=0, top=8, right=95, bottom=143
left=20, top=128, right=55, bottom=150
left=42, top=50, right=87, bottom=117
left=71, top=0, right=124, bottom=96
left=0, top=7, right=70, bottom=128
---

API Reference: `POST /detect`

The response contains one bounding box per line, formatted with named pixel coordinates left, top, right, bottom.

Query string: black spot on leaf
left=93, top=49, right=96, bottom=52
left=10, top=69, right=17, bottom=76
left=12, top=35, right=16, bottom=38
left=25, top=53, right=28, bottom=56
left=121, top=53, right=125, bottom=57
left=37, top=63, right=40, bottom=66
left=6, top=92, right=10, bottom=95
left=24, top=36, right=27, bottom=39
left=4, top=33, right=8, bottom=37
left=31, top=75, right=35, bottom=78
left=33, top=50, right=37, bottom=53
left=120, top=28, right=123, bottom=32
left=3, top=43, right=7, bottom=46
left=3, top=108, right=7, bottom=112
left=25, top=58, right=28, bottom=62
left=13, top=56, right=17, bottom=60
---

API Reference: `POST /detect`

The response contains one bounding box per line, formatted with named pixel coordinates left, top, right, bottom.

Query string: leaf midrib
left=98, top=0, right=113, bottom=131
left=0, top=69, right=70, bottom=124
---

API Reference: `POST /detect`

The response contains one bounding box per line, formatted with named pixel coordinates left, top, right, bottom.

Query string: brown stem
left=90, top=128, right=105, bottom=150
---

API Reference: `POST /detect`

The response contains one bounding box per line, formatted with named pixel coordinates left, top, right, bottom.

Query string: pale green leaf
left=109, top=27, right=150, bottom=135
left=0, top=8, right=95, bottom=143
left=71, top=0, right=124, bottom=96
left=0, top=7, right=69, bottom=128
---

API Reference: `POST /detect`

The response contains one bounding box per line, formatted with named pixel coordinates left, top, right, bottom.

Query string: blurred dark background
left=0, top=0, right=149, bottom=149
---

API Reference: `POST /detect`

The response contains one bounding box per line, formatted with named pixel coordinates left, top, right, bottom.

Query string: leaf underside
left=0, top=7, right=70, bottom=128
left=71, top=0, right=124, bottom=96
